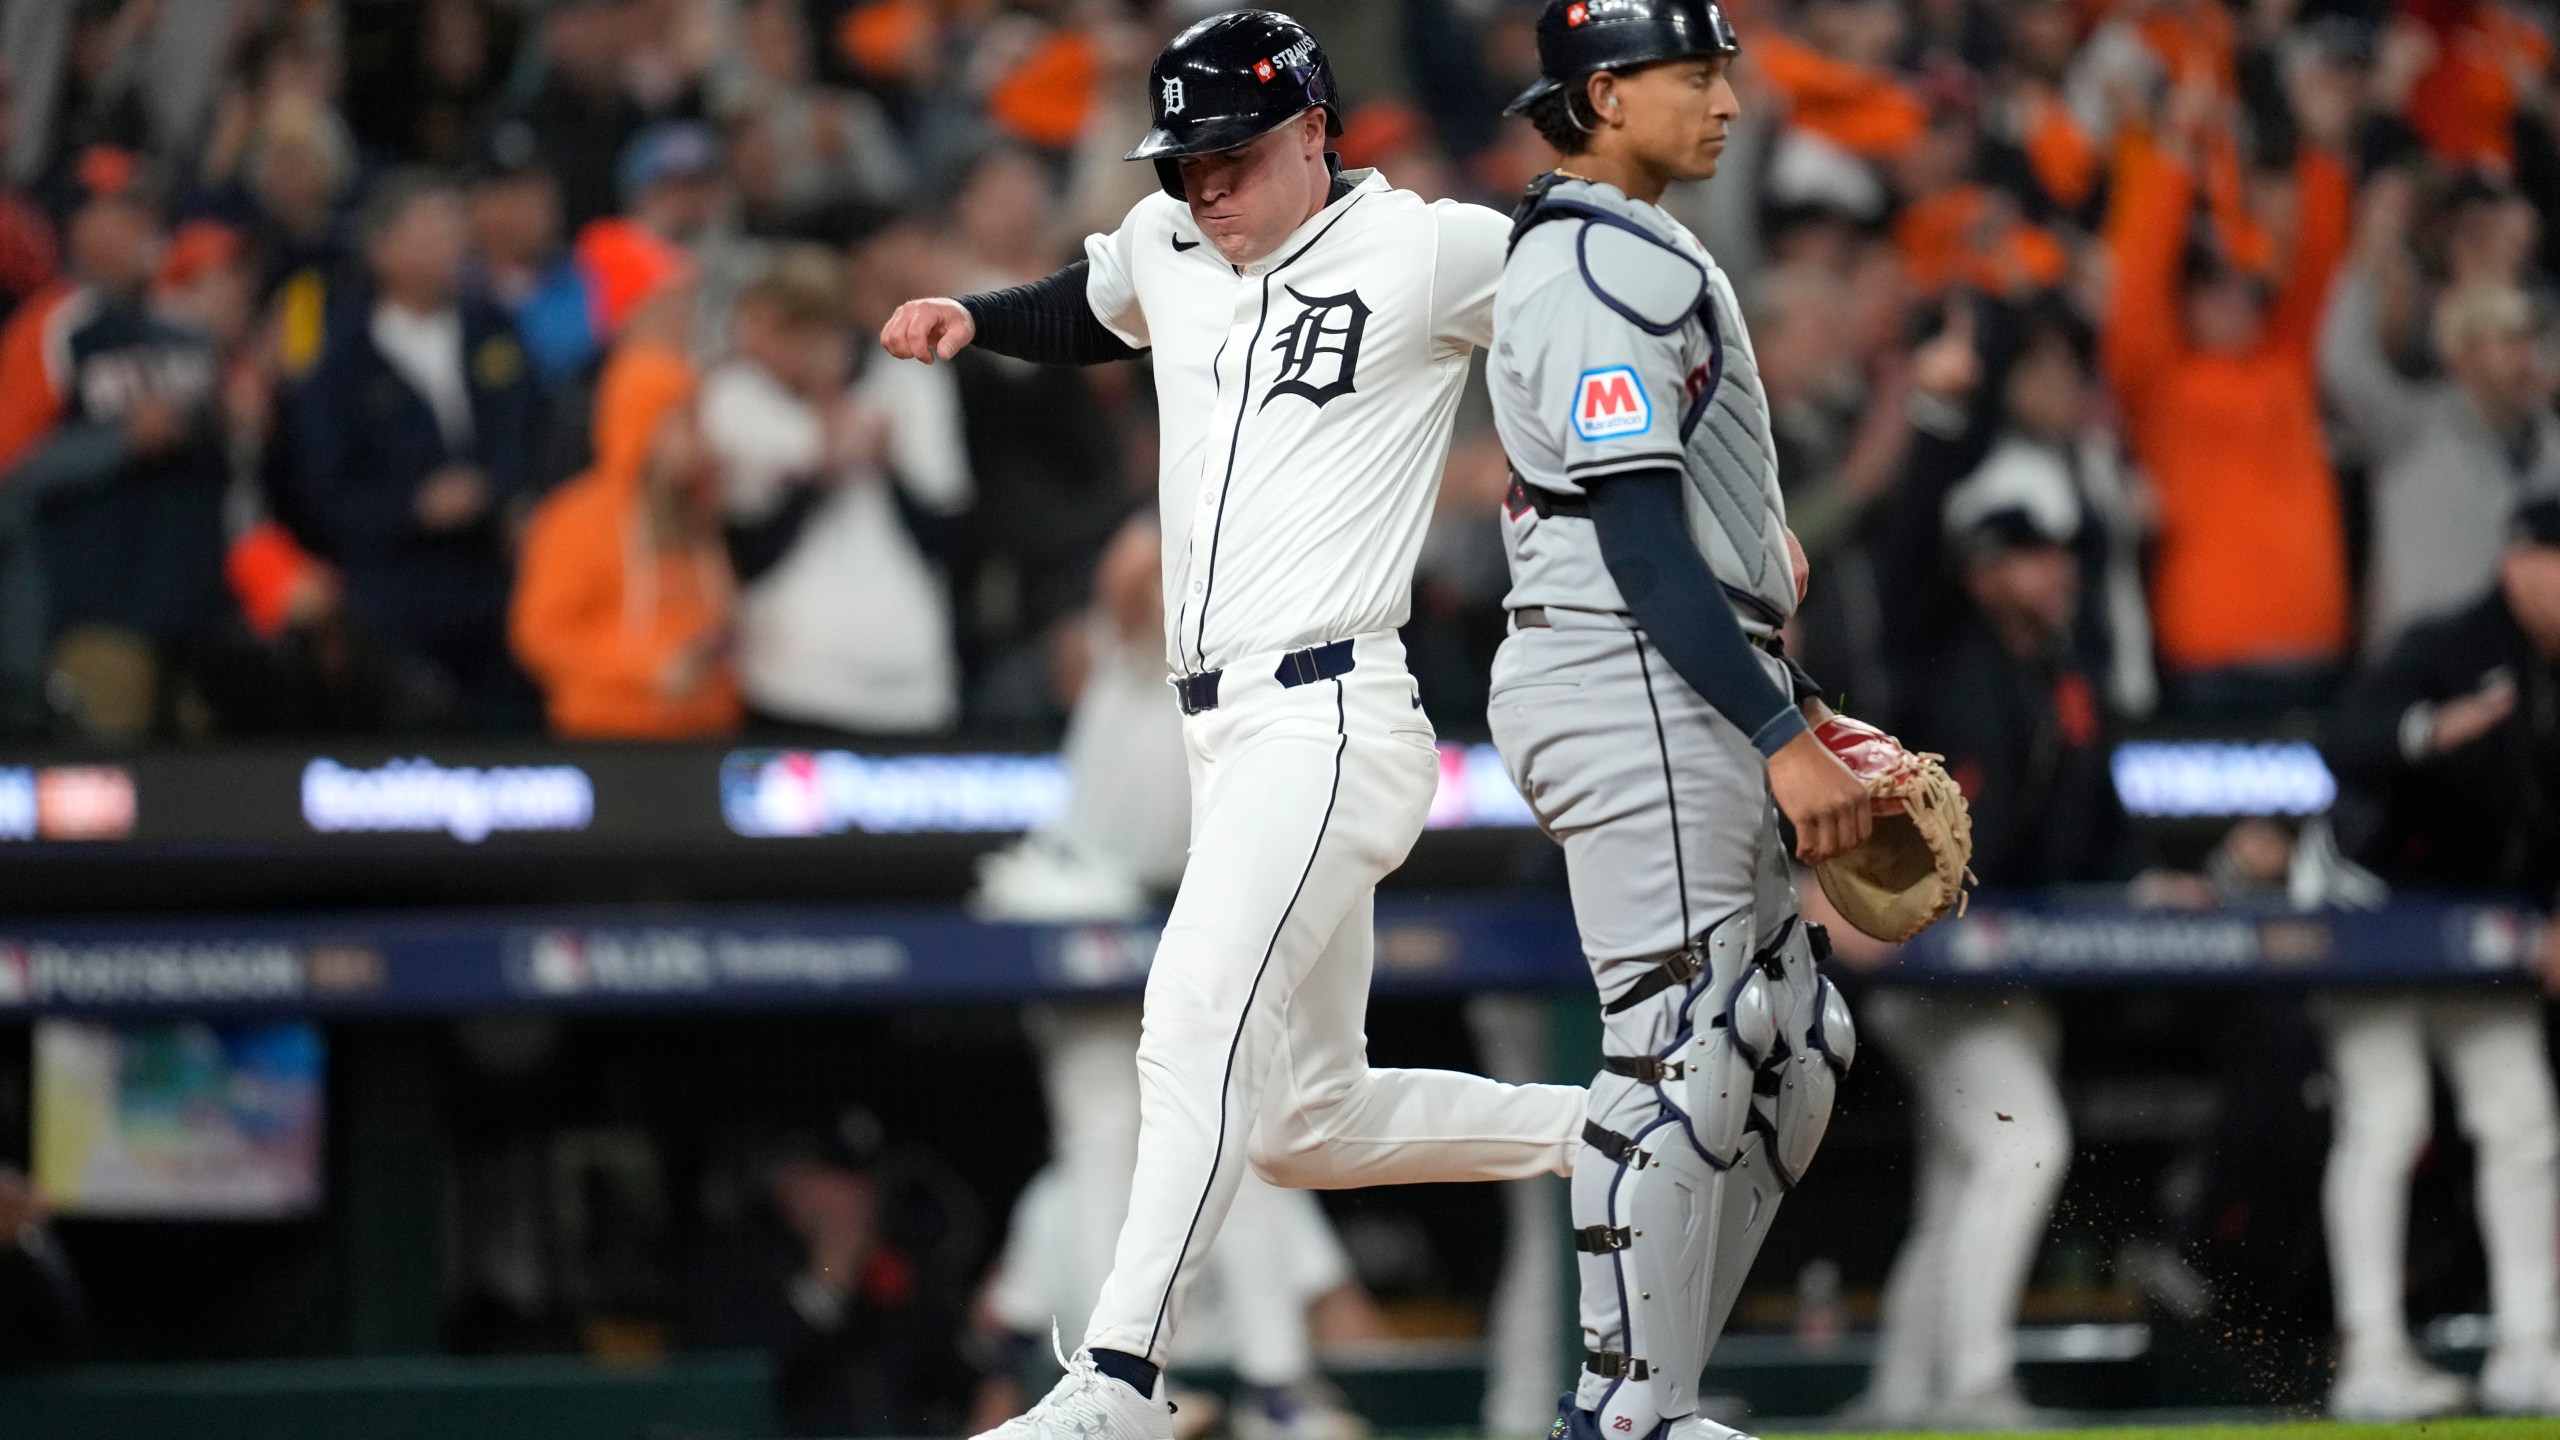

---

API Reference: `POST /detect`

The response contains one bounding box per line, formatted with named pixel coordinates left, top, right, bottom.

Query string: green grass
left=1771, top=1414, right=2560, bottom=1424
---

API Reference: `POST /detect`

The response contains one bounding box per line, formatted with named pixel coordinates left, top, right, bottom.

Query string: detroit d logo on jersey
left=1263, top=287, right=1369, bottom=409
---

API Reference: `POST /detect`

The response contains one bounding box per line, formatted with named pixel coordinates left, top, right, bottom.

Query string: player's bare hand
left=2430, top=671, right=2517, bottom=755
left=881, top=298, right=975, bottom=364
left=1786, top=527, right=1810, bottom=603
left=1769, top=726, right=1871, bottom=864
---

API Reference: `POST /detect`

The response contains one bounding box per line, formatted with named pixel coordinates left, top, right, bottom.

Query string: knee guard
left=1570, top=913, right=1771, bottom=1428
left=1699, top=920, right=1857, bottom=1350
left=1745, top=919, right=1854, bottom=1188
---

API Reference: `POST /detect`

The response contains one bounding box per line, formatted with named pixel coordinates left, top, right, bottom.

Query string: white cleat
left=2480, top=1346, right=2560, bottom=1417
left=1829, top=1389, right=1930, bottom=1432
left=974, top=1350, right=1175, bottom=1440
left=1666, top=1411, right=1759, bottom=1440
left=2327, top=1346, right=2472, bottom=1422
left=1930, top=1382, right=2068, bottom=1431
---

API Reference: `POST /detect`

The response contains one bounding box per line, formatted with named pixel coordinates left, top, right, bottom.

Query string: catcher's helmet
left=1505, top=0, right=1741, bottom=117
left=1128, top=10, right=1343, bottom=199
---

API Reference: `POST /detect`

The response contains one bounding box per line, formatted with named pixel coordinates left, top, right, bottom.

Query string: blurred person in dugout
left=1829, top=460, right=2144, bottom=1430
left=2315, top=495, right=2560, bottom=1422
left=0, top=1163, right=81, bottom=1367
left=967, top=517, right=1376, bottom=1440
left=685, top=1113, right=958, bottom=1436
left=702, top=244, right=968, bottom=735
left=510, top=326, right=741, bottom=740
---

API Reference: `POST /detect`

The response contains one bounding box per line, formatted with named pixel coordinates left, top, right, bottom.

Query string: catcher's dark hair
left=1522, top=85, right=1597, bottom=156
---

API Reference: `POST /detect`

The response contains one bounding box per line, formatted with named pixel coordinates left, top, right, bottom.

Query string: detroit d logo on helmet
left=1264, top=287, right=1370, bottom=410
left=1161, top=77, right=1186, bottom=115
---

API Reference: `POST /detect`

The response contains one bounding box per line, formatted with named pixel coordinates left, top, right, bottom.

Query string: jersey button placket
left=1187, top=291, right=1263, bottom=668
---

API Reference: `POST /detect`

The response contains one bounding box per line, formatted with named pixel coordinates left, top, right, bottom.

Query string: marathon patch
left=1573, top=366, right=1651, bottom=440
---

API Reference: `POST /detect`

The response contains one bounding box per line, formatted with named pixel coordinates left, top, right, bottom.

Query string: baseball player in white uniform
left=1483, top=6, right=1874, bottom=1440
left=883, top=14, right=1588, bottom=1440
left=973, top=517, right=1369, bottom=1440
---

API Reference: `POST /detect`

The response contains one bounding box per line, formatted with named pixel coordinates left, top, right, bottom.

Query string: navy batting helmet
left=1505, top=0, right=1741, bottom=117
left=1127, top=10, right=1343, bottom=199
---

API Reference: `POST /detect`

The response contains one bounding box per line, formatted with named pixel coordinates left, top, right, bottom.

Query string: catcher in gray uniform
left=1486, top=5, right=1887, bottom=1439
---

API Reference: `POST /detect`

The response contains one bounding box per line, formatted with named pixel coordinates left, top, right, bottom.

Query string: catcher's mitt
left=1808, top=714, right=1974, bottom=943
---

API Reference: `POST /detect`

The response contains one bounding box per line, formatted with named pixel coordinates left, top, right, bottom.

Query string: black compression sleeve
left=958, top=261, right=1144, bottom=366
left=1586, top=468, right=1809, bottom=757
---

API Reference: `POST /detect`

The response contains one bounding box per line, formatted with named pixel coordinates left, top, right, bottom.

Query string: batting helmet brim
left=1125, top=103, right=1341, bottom=163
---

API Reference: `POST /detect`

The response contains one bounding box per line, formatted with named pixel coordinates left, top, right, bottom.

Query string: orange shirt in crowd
left=1894, top=183, right=2070, bottom=297
left=2135, top=0, right=2238, bottom=95
left=2103, top=136, right=2353, bottom=674
left=0, top=280, right=74, bottom=472
left=2018, top=84, right=2101, bottom=212
left=510, top=340, right=741, bottom=740
left=2403, top=1, right=2551, bottom=171
left=1752, top=30, right=1929, bottom=159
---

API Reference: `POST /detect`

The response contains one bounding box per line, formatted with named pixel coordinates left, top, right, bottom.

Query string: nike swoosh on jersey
left=1172, top=235, right=1201, bottom=252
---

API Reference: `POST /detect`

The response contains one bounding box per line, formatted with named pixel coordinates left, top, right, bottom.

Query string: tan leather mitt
left=1808, top=714, right=1974, bottom=943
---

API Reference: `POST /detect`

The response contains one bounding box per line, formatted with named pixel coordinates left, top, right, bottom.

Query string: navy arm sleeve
left=958, top=262, right=1144, bottom=366
left=1586, top=468, right=1809, bottom=757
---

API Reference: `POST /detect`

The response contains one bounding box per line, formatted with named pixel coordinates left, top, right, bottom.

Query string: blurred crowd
left=0, top=0, right=2552, bottom=754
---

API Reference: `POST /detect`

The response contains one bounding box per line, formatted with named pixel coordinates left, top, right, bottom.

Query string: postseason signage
left=0, top=894, right=2536, bottom=1018
left=0, top=741, right=1544, bottom=854
left=0, top=739, right=2328, bottom=855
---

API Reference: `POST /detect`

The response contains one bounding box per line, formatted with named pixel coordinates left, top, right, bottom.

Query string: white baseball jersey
left=1081, top=169, right=1509, bottom=673
left=1488, top=176, right=1794, bottom=635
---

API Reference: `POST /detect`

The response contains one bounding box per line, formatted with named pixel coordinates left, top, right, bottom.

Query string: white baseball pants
left=1083, top=632, right=1589, bottom=1367
left=2317, top=992, right=2560, bottom=1360
left=1016, top=1002, right=1353, bottom=1384
left=1860, top=990, right=2071, bottom=1409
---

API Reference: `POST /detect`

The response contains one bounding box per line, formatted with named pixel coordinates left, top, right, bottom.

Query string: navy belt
left=1173, top=638, right=1357, bottom=715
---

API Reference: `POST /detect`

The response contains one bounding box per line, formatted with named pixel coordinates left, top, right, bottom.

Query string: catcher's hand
left=1768, top=724, right=1871, bottom=863
left=1807, top=713, right=1975, bottom=943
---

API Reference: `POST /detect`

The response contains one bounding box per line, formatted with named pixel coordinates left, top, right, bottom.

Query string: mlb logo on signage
left=1573, top=366, right=1651, bottom=440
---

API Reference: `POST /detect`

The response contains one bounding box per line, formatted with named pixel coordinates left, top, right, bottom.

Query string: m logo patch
left=1263, top=287, right=1370, bottom=409
left=1574, top=366, right=1651, bottom=440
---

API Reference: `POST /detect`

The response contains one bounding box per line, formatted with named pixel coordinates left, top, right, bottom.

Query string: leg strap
left=1602, top=942, right=1704, bottom=1016
left=1585, top=1349, right=1652, bottom=1381
left=1583, top=1120, right=1651, bottom=1169
left=1602, top=1054, right=1687, bottom=1084
left=1573, top=1224, right=1632, bottom=1254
